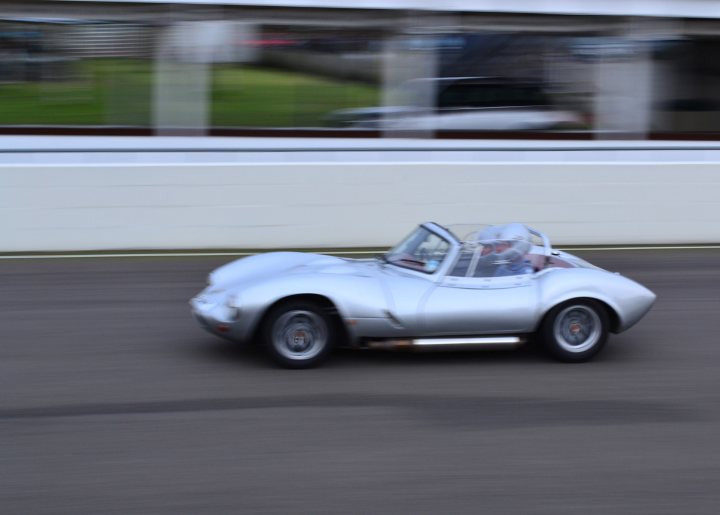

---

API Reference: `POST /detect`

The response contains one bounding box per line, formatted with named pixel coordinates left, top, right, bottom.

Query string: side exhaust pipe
left=366, top=336, right=525, bottom=351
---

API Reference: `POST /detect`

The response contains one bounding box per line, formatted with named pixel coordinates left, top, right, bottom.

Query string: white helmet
left=478, top=223, right=531, bottom=263
left=475, top=225, right=502, bottom=242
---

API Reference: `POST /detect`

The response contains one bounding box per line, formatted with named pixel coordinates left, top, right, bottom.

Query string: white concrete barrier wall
left=2, top=161, right=720, bottom=252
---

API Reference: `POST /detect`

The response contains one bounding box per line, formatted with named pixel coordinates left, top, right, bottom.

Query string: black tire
left=261, top=300, right=335, bottom=369
left=540, top=299, right=609, bottom=363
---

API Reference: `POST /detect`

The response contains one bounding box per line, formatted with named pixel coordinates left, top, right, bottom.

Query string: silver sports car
left=190, top=222, right=655, bottom=368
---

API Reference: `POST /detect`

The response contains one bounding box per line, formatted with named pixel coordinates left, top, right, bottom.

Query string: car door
left=420, top=252, right=539, bottom=335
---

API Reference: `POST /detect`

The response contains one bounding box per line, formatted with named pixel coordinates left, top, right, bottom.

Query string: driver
left=478, top=223, right=533, bottom=277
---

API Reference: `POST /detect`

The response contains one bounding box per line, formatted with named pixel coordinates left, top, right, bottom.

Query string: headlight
left=224, top=294, right=241, bottom=321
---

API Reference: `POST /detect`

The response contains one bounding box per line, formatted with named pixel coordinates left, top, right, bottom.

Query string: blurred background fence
left=3, top=1, right=720, bottom=139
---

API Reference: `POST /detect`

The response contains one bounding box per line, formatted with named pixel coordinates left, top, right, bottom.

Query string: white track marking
left=1, top=245, right=720, bottom=260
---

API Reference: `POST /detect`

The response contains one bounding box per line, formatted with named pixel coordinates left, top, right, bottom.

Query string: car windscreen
left=384, top=226, right=451, bottom=274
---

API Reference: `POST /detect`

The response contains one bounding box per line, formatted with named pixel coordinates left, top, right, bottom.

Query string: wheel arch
left=251, top=294, right=352, bottom=345
left=537, top=296, right=621, bottom=334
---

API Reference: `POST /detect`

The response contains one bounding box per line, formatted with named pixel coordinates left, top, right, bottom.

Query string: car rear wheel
left=262, top=300, right=335, bottom=369
left=541, top=299, right=609, bottom=362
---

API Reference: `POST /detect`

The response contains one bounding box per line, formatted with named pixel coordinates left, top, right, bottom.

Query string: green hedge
left=0, top=59, right=378, bottom=128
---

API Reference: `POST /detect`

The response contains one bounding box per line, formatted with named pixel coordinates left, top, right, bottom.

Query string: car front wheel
left=262, top=301, right=335, bottom=368
left=541, top=299, right=609, bottom=362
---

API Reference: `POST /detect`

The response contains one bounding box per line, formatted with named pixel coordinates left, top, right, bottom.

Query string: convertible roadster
left=190, top=222, right=655, bottom=368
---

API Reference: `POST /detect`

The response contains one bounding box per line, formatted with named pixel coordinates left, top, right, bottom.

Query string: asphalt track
left=1, top=250, right=719, bottom=514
